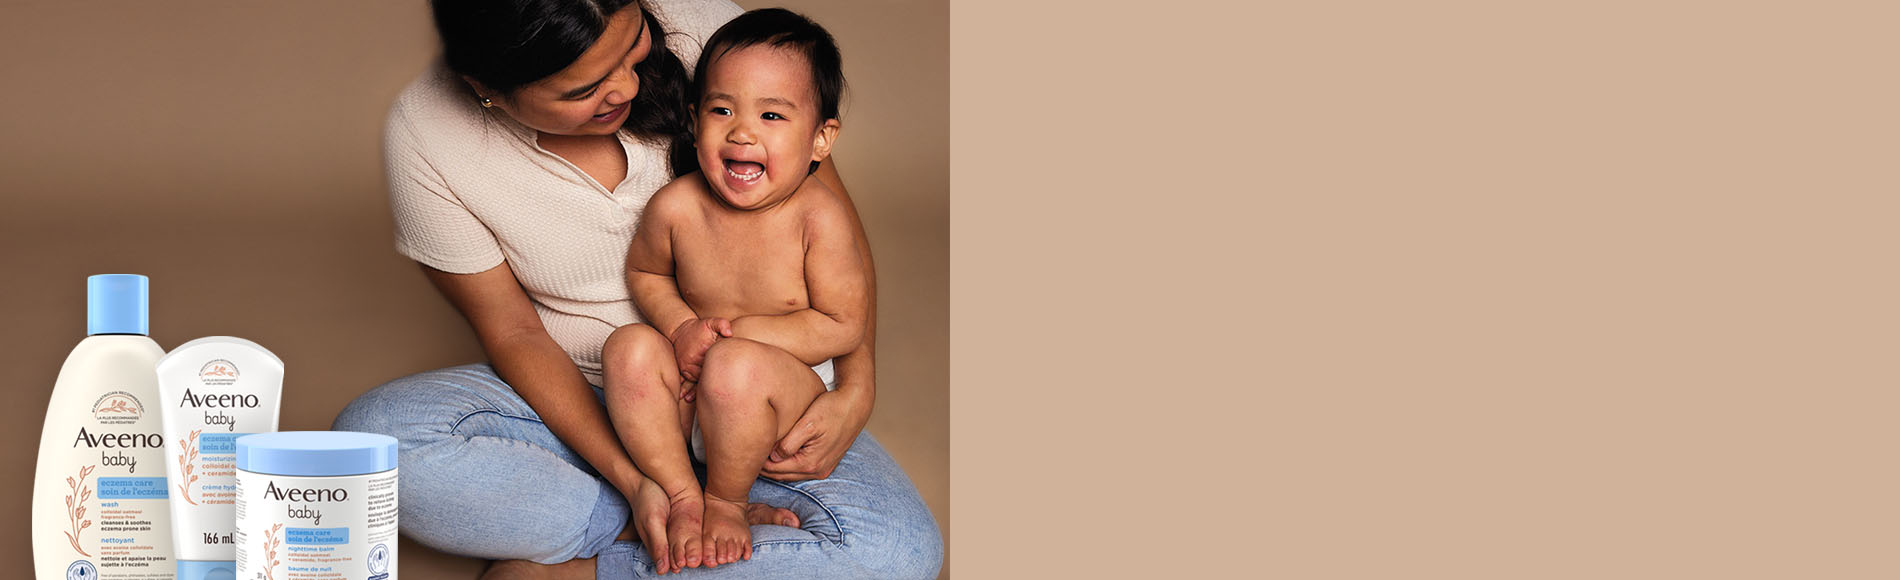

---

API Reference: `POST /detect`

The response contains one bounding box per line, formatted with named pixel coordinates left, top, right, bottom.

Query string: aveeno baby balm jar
left=235, top=432, right=398, bottom=580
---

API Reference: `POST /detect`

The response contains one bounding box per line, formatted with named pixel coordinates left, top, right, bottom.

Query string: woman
left=330, top=1, right=943, bottom=578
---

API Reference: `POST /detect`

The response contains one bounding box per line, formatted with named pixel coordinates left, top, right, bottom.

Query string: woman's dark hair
left=431, top=0, right=696, bottom=174
left=692, top=8, right=846, bottom=174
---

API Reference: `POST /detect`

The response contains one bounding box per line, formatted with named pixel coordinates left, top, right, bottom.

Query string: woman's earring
left=479, top=96, right=495, bottom=108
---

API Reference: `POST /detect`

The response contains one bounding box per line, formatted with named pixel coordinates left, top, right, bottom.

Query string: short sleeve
left=385, top=106, right=506, bottom=274
left=647, top=0, right=745, bottom=77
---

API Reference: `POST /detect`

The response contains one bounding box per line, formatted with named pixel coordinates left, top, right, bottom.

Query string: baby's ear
left=810, top=118, right=841, bottom=162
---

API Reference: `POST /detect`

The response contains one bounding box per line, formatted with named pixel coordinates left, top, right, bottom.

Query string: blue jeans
left=332, top=364, right=943, bottom=579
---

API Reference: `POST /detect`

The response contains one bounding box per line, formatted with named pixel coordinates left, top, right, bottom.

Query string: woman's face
left=473, top=6, right=653, bottom=137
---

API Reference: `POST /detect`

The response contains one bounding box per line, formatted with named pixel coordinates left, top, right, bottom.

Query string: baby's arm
left=627, top=180, right=728, bottom=381
left=730, top=195, right=869, bottom=366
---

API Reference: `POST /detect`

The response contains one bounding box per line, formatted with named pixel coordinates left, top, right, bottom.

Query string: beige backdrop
left=0, top=0, right=948, bottom=577
left=948, top=0, right=1900, bottom=578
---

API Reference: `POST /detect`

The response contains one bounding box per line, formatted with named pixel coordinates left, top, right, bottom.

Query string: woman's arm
left=419, top=261, right=648, bottom=498
left=762, top=158, right=878, bottom=481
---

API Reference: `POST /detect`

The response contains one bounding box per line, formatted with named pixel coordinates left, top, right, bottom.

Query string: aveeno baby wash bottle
left=33, top=274, right=175, bottom=579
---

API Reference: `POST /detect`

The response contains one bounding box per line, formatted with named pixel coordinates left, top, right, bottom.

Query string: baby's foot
left=701, top=495, right=754, bottom=566
left=747, top=502, right=799, bottom=528
left=664, top=489, right=706, bottom=571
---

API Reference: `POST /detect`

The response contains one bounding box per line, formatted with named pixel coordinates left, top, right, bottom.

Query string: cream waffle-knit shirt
left=386, top=0, right=743, bottom=385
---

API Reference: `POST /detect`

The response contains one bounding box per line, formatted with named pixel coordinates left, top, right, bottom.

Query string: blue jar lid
left=177, top=559, right=236, bottom=580
left=237, top=431, right=398, bottom=477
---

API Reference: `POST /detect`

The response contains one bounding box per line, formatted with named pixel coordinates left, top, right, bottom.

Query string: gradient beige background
left=951, top=0, right=1899, bottom=578
left=0, top=0, right=946, bottom=577
left=11, top=0, right=1896, bottom=577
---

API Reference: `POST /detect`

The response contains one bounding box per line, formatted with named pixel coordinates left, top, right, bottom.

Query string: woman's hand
left=763, top=388, right=870, bottom=481
left=761, top=158, right=877, bottom=483
left=629, top=477, right=682, bottom=574
left=669, top=318, right=732, bottom=382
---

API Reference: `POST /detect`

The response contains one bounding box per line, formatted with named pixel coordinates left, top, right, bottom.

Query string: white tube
left=157, top=336, right=284, bottom=580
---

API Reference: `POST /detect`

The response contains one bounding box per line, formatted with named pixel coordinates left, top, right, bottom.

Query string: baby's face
left=694, top=45, right=835, bottom=210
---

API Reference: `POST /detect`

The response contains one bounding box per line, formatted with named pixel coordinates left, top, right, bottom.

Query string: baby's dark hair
left=679, top=9, right=844, bottom=175
left=695, top=8, right=845, bottom=123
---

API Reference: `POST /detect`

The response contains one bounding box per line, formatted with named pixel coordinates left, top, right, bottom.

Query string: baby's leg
left=694, top=338, right=828, bottom=565
left=600, top=323, right=706, bottom=570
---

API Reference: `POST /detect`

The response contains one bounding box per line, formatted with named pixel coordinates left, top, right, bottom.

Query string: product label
left=97, top=477, right=169, bottom=499
left=236, top=471, right=398, bottom=580
left=92, top=391, right=147, bottom=424
left=53, top=432, right=171, bottom=578
left=176, top=430, right=249, bottom=507
left=160, top=347, right=284, bottom=564
left=33, top=339, right=175, bottom=580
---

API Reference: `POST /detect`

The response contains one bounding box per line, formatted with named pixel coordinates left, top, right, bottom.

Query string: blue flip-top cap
left=237, top=432, right=399, bottom=477
left=177, top=560, right=236, bottom=580
left=87, top=274, right=149, bottom=336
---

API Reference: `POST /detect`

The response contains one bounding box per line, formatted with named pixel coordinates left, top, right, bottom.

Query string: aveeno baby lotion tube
left=159, top=337, right=285, bottom=580
left=33, top=274, right=175, bottom=579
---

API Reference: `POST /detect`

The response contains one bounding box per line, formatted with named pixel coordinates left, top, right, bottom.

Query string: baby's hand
left=669, top=317, right=732, bottom=383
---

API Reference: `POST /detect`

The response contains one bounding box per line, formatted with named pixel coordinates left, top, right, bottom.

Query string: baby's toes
left=695, top=536, right=715, bottom=568
left=675, top=534, right=698, bottom=569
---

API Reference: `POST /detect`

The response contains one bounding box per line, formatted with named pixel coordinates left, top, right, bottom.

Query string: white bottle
left=33, top=274, right=175, bottom=579
left=158, top=337, right=284, bottom=580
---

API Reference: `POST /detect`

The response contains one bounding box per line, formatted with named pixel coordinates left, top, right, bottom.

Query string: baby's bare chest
left=672, top=216, right=810, bottom=319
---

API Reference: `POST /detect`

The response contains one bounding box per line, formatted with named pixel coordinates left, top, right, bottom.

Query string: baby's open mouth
left=724, top=160, right=765, bottom=184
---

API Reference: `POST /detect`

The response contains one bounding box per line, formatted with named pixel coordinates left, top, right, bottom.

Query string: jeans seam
left=758, top=477, right=849, bottom=548
left=448, top=407, right=543, bottom=435
left=751, top=538, right=829, bottom=548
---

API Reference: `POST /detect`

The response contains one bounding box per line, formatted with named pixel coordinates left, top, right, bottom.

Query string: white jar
left=235, top=431, right=398, bottom=580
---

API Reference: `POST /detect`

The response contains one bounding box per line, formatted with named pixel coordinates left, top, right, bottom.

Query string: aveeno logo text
left=264, top=481, right=348, bottom=502
left=72, top=427, right=163, bottom=449
left=178, top=389, right=260, bottom=408
left=72, top=428, right=162, bottom=473
left=180, top=388, right=258, bottom=431
left=265, top=481, right=342, bottom=525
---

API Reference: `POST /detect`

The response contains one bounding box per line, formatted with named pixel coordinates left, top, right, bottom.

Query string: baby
left=602, top=8, right=864, bottom=573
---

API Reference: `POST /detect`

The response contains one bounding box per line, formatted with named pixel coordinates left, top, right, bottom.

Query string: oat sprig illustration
left=64, top=464, right=96, bottom=557
left=176, top=429, right=202, bottom=505
left=261, top=523, right=284, bottom=580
